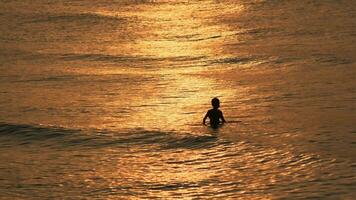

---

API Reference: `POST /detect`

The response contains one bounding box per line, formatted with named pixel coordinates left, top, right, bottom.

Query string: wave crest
left=0, top=123, right=227, bottom=150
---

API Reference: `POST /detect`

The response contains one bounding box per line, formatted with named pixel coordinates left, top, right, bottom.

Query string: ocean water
left=0, top=0, right=355, bottom=199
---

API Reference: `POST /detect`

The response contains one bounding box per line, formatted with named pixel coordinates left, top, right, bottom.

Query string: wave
left=61, top=53, right=155, bottom=62
left=0, top=123, right=228, bottom=150
left=1, top=45, right=261, bottom=69
left=60, top=53, right=260, bottom=67
left=26, top=12, right=126, bottom=24
left=0, top=48, right=207, bottom=68
left=210, top=56, right=256, bottom=65
left=60, top=52, right=208, bottom=66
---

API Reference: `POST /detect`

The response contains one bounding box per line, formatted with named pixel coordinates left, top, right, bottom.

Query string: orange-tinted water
left=0, top=0, right=355, bottom=199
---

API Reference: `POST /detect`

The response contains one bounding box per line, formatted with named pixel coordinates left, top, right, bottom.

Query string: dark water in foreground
left=0, top=0, right=355, bottom=199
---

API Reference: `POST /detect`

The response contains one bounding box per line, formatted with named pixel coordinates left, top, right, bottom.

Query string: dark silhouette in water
left=203, top=97, right=226, bottom=129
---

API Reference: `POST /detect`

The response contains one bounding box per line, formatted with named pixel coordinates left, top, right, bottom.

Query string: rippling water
left=0, top=0, right=355, bottom=199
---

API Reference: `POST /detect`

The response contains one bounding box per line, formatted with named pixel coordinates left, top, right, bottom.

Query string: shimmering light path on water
left=0, top=0, right=355, bottom=199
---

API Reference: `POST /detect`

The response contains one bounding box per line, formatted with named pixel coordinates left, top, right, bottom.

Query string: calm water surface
left=0, top=0, right=355, bottom=199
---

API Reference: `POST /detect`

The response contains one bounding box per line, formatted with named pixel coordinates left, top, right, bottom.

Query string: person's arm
left=220, top=111, right=226, bottom=124
left=203, top=112, right=209, bottom=125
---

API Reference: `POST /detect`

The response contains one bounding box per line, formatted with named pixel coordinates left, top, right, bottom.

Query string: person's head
left=211, top=97, right=220, bottom=109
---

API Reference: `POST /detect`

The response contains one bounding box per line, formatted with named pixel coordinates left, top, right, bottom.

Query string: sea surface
left=0, top=0, right=355, bottom=199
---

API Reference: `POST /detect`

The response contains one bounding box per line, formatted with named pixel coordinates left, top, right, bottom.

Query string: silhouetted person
left=203, top=97, right=226, bottom=129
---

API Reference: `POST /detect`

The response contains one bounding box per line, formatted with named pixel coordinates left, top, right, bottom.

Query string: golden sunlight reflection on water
left=81, top=1, right=248, bottom=132
left=1, top=0, right=356, bottom=199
